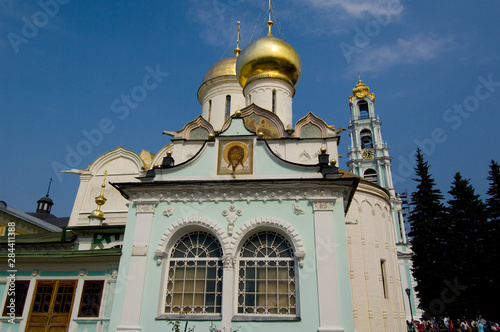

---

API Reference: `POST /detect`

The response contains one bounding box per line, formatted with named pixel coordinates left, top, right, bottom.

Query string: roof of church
left=26, top=212, right=70, bottom=228
left=0, top=201, right=62, bottom=232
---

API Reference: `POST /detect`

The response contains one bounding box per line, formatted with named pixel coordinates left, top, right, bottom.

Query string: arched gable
left=220, top=103, right=287, bottom=139
left=162, top=115, right=214, bottom=140
left=88, top=146, right=144, bottom=174
left=295, top=112, right=337, bottom=138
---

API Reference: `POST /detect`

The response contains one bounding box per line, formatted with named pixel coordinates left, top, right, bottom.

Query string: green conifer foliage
left=483, top=160, right=500, bottom=321
left=408, top=149, right=448, bottom=318
left=446, top=172, right=486, bottom=318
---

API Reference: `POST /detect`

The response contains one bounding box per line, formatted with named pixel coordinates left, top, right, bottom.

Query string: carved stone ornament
left=292, top=204, right=304, bottom=215
left=311, top=200, right=335, bottom=211
left=222, top=205, right=243, bottom=236
left=136, top=202, right=156, bottom=213
left=163, top=206, right=175, bottom=217
left=222, top=255, right=236, bottom=269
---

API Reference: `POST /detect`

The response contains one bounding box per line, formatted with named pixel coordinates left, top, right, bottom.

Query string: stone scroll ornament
left=222, top=205, right=243, bottom=236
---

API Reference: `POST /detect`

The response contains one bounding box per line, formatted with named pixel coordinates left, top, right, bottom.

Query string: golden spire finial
left=358, top=71, right=361, bottom=83
left=234, top=21, right=241, bottom=57
left=90, top=170, right=108, bottom=219
left=267, top=0, right=273, bottom=36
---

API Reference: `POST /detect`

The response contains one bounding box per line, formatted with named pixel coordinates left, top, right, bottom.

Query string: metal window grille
left=238, top=231, right=296, bottom=315
left=2, top=280, right=29, bottom=316
left=78, top=280, right=104, bottom=317
left=165, top=231, right=223, bottom=314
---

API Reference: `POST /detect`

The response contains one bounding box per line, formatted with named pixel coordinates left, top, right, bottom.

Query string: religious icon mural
left=218, top=140, right=253, bottom=175
left=244, top=115, right=279, bottom=138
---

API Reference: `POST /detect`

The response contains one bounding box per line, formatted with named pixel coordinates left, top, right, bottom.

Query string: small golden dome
left=202, top=56, right=237, bottom=84
left=236, top=32, right=301, bottom=89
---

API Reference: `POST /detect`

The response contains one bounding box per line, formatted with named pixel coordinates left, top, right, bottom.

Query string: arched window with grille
left=237, top=231, right=296, bottom=316
left=164, top=231, right=223, bottom=315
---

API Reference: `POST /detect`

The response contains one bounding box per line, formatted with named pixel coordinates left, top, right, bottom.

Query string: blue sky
left=1, top=0, right=499, bottom=217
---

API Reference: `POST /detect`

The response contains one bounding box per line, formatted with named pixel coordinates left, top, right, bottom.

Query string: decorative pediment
left=295, top=112, right=342, bottom=138
left=88, top=146, right=145, bottom=174
left=219, top=103, right=288, bottom=139
left=162, top=115, right=214, bottom=140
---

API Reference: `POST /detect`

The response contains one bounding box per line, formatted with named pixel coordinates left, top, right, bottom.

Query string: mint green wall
left=108, top=206, right=137, bottom=331
left=112, top=198, right=323, bottom=332
left=0, top=282, right=18, bottom=332
left=0, top=323, right=19, bottom=332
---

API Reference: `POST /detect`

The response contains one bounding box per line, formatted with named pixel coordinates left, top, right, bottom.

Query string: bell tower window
left=358, top=100, right=369, bottom=119
left=225, top=95, right=231, bottom=119
left=360, top=129, right=373, bottom=148
left=364, top=169, right=378, bottom=184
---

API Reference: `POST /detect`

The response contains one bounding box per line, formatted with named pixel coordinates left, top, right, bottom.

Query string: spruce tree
left=446, top=172, right=486, bottom=318
left=483, top=160, right=500, bottom=321
left=408, top=149, right=449, bottom=318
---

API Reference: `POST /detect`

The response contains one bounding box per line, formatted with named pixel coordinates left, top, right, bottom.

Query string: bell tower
left=346, top=76, right=396, bottom=193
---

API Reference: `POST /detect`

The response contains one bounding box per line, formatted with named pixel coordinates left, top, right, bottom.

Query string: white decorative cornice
left=128, top=186, right=342, bottom=206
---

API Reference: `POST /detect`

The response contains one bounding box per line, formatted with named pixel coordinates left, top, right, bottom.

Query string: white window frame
left=158, top=231, right=223, bottom=321
left=233, top=230, right=300, bottom=322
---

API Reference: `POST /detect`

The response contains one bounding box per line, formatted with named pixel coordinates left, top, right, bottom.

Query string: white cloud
left=349, top=33, right=455, bottom=73
left=304, top=0, right=399, bottom=18
left=186, top=0, right=407, bottom=46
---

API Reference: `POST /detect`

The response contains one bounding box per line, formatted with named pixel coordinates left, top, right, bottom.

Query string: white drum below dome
left=244, top=78, right=294, bottom=129
left=200, top=77, right=246, bottom=130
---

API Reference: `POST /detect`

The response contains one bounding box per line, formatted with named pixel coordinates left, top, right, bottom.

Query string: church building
left=0, top=7, right=418, bottom=332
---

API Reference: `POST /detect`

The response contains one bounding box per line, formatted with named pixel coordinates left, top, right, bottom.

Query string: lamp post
left=405, top=288, right=414, bottom=331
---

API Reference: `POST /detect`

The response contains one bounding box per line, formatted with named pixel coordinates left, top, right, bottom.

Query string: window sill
left=0, top=317, right=22, bottom=323
left=73, top=317, right=111, bottom=323
left=232, top=315, right=300, bottom=322
left=156, top=314, right=222, bottom=321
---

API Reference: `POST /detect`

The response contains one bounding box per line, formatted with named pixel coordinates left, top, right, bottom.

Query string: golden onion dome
left=202, top=56, right=237, bottom=84
left=236, top=32, right=302, bottom=89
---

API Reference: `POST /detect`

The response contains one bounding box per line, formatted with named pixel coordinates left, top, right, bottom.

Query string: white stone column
left=311, top=198, right=345, bottom=332
left=117, top=200, right=157, bottom=332
left=221, top=255, right=235, bottom=330
left=377, top=161, right=383, bottom=186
